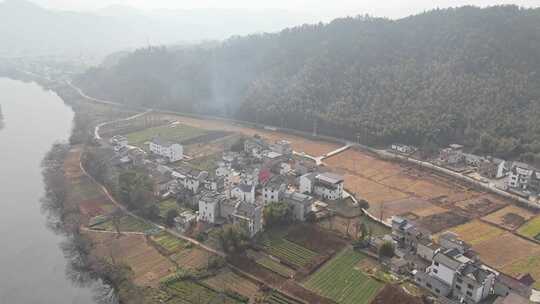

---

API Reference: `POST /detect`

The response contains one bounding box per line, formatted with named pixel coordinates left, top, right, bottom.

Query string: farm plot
left=318, top=215, right=390, bottom=239
left=441, top=220, right=505, bottom=246
left=264, top=291, right=304, bottom=304
left=171, top=247, right=214, bottom=270
left=371, top=285, right=423, bottom=304
left=85, top=231, right=175, bottom=287
left=417, top=211, right=470, bottom=234
left=92, top=214, right=154, bottom=232
left=256, top=257, right=296, bottom=278
left=125, top=123, right=207, bottom=147
left=454, top=195, right=507, bottom=217
left=203, top=268, right=261, bottom=300
left=164, top=280, right=242, bottom=304
left=157, top=199, right=185, bottom=218
left=304, top=249, right=384, bottom=304
left=483, top=205, right=536, bottom=231
left=502, top=253, right=540, bottom=289
left=285, top=224, right=347, bottom=254
left=260, top=237, right=318, bottom=269
left=151, top=231, right=187, bottom=254
left=473, top=232, right=540, bottom=270
left=518, top=215, right=540, bottom=240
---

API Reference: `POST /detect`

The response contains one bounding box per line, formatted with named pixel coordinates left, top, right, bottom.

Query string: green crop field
left=260, top=238, right=318, bottom=268
left=126, top=123, right=207, bottom=146
left=92, top=215, right=154, bottom=232
left=164, top=280, right=243, bottom=304
left=256, top=257, right=295, bottom=278
left=518, top=216, right=540, bottom=239
left=264, top=291, right=303, bottom=304
left=304, top=249, right=384, bottom=304
left=152, top=231, right=187, bottom=253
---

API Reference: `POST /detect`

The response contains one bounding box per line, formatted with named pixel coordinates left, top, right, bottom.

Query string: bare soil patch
left=371, top=285, right=424, bottom=304
left=473, top=232, right=540, bottom=269
left=418, top=211, right=470, bottom=233
left=454, top=195, right=508, bottom=217
left=285, top=224, right=347, bottom=255
left=483, top=205, right=536, bottom=231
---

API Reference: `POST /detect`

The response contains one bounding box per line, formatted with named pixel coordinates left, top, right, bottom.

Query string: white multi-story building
left=262, top=177, right=286, bottom=205
left=300, top=172, right=344, bottom=201
left=231, top=184, right=256, bottom=204
left=506, top=162, right=534, bottom=191
left=198, top=193, right=221, bottom=223
left=149, top=137, right=183, bottom=163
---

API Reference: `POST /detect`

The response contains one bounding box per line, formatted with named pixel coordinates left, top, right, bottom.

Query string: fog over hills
left=0, top=0, right=319, bottom=58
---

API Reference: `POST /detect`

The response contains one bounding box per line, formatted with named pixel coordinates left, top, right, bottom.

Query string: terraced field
left=256, top=257, right=295, bottom=278
left=151, top=231, right=187, bottom=253
left=304, top=249, right=384, bottom=304
left=92, top=214, right=154, bottom=232
left=264, top=291, right=304, bottom=304
left=260, top=238, right=318, bottom=268
left=164, top=280, right=243, bottom=304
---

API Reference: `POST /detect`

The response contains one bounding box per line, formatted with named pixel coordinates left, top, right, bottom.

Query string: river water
left=0, top=78, right=97, bottom=303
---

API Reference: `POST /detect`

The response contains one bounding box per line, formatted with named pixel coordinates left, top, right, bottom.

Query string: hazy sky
left=25, top=0, right=540, bottom=19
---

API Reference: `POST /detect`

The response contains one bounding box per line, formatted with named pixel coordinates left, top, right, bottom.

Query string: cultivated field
left=318, top=215, right=390, bottom=238
left=518, top=215, right=540, bottom=240
left=158, top=114, right=340, bottom=157
left=163, top=279, right=242, bottom=304
left=203, top=268, right=262, bottom=300
left=483, top=205, right=536, bottom=231
left=284, top=225, right=347, bottom=255
left=151, top=231, right=187, bottom=254
left=85, top=231, right=175, bottom=287
left=443, top=222, right=540, bottom=286
left=304, top=249, right=384, bottom=304
left=256, top=256, right=296, bottom=278
left=260, top=237, right=318, bottom=269
left=92, top=214, right=154, bottom=232
left=264, top=291, right=304, bottom=304
left=171, top=247, right=214, bottom=270
left=125, top=123, right=207, bottom=146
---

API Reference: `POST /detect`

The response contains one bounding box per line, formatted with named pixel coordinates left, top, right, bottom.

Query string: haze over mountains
left=75, top=5, right=540, bottom=163
left=0, top=0, right=319, bottom=58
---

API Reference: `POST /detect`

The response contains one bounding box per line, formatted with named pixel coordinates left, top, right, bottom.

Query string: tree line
left=75, top=5, right=540, bottom=163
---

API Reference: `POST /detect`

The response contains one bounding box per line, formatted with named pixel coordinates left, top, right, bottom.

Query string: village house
left=231, top=183, right=256, bottom=204
left=174, top=210, right=197, bottom=232
left=283, top=191, right=315, bottom=221
left=149, top=137, right=184, bottom=163
left=244, top=136, right=267, bottom=159
left=391, top=216, right=432, bottom=251
left=478, top=157, right=507, bottom=179
left=127, top=147, right=146, bottom=167
left=300, top=171, right=344, bottom=200
left=262, top=176, right=287, bottom=204
left=493, top=272, right=533, bottom=300
left=390, top=143, right=416, bottom=154
left=416, top=247, right=497, bottom=304
left=110, top=135, right=128, bottom=151
left=506, top=162, right=537, bottom=192
left=439, top=144, right=465, bottom=166
left=462, top=153, right=484, bottom=168
left=293, top=159, right=318, bottom=176
left=197, top=190, right=263, bottom=237
left=270, top=140, right=293, bottom=155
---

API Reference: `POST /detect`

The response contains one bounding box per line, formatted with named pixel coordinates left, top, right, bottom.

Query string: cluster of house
left=391, top=142, right=540, bottom=199
left=389, top=216, right=534, bottom=304
left=109, top=133, right=345, bottom=238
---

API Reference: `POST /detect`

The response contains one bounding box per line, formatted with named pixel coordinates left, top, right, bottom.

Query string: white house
left=231, top=184, right=256, bottom=204
left=198, top=193, right=221, bottom=223
left=262, top=177, right=286, bottom=205
left=232, top=201, right=263, bottom=237
left=149, top=137, right=183, bottom=163
left=300, top=172, right=344, bottom=200
left=270, top=140, right=293, bottom=155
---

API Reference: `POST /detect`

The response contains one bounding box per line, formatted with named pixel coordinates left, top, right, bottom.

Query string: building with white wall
left=149, top=137, right=183, bottom=163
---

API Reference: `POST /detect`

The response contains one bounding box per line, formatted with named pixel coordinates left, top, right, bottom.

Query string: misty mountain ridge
left=75, top=5, right=540, bottom=163
left=0, top=0, right=319, bottom=58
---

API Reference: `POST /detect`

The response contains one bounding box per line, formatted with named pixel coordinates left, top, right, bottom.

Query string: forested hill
left=75, top=5, right=540, bottom=162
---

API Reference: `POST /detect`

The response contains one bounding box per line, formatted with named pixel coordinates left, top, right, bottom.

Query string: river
left=0, top=78, right=97, bottom=303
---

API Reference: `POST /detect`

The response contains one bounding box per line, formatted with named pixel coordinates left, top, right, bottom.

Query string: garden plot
left=454, top=195, right=507, bottom=217
left=171, top=247, right=214, bottom=270
left=164, top=280, right=242, bottom=304
left=483, top=205, right=536, bottom=231
left=304, top=249, right=384, bottom=304
left=502, top=253, right=540, bottom=289
left=318, top=215, right=390, bottom=239
left=91, top=214, right=154, bottom=232
left=85, top=231, right=175, bottom=287
left=264, top=291, right=304, bottom=304
left=203, top=268, right=261, bottom=300
left=151, top=231, right=187, bottom=254
left=260, top=237, right=318, bottom=269
left=256, top=256, right=296, bottom=278
left=473, top=232, right=540, bottom=270
left=417, top=211, right=470, bottom=233
left=518, top=215, right=540, bottom=240
left=285, top=224, right=348, bottom=254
